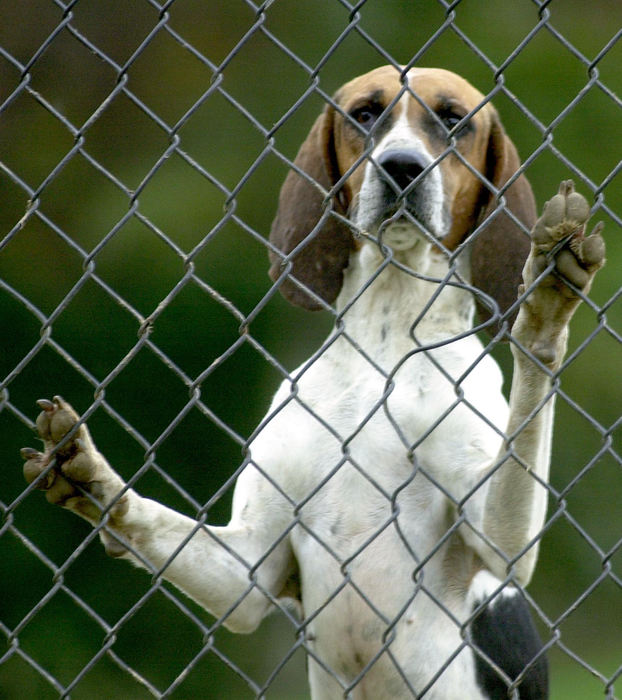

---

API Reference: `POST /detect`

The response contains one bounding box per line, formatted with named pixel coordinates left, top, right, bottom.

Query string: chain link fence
left=1, top=1, right=621, bottom=698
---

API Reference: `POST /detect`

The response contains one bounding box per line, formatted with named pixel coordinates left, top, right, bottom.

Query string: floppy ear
left=268, top=105, right=354, bottom=310
left=470, top=115, right=536, bottom=334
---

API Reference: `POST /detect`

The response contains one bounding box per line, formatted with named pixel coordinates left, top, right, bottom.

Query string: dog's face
left=269, top=66, right=535, bottom=328
left=330, top=66, right=493, bottom=247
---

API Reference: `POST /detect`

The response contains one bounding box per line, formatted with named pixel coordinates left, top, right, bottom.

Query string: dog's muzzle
left=358, top=147, right=447, bottom=249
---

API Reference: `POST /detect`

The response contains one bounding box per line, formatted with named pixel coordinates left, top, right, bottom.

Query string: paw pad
left=533, top=180, right=591, bottom=249
left=529, top=180, right=605, bottom=292
left=22, top=397, right=95, bottom=508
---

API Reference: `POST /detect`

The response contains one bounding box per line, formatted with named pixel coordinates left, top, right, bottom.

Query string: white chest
left=243, top=251, right=510, bottom=698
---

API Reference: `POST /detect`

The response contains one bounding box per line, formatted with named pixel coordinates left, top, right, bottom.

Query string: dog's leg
left=21, top=397, right=294, bottom=633
left=467, top=181, right=605, bottom=584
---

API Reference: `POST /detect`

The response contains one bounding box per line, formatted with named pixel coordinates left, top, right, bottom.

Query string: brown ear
left=268, top=106, right=354, bottom=310
left=470, top=116, right=536, bottom=334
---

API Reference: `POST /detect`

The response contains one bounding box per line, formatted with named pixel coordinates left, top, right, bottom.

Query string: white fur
left=107, top=241, right=518, bottom=698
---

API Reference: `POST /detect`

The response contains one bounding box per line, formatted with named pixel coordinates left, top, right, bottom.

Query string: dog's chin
left=378, top=219, right=430, bottom=251
left=354, top=198, right=445, bottom=251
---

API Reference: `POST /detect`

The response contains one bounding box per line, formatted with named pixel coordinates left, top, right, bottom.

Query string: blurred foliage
left=1, top=1, right=621, bottom=698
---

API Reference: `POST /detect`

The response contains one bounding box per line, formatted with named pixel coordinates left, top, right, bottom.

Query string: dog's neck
left=335, top=238, right=475, bottom=359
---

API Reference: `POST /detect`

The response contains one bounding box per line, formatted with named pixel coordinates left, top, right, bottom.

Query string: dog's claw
left=37, top=399, right=55, bottom=412
left=20, top=447, right=40, bottom=460
left=559, top=180, right=573, bottom=196
left=22, top=446, right=55, bottom=489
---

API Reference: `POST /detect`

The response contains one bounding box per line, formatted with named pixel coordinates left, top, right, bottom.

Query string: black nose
left=376, top=149, right=427, bottom=191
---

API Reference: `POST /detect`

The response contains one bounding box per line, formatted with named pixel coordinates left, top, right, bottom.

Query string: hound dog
left=22, top=66, right=605, bottom=699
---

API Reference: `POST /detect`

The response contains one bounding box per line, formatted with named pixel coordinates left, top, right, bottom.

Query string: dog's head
left=268, top=66, right=535, bottom=327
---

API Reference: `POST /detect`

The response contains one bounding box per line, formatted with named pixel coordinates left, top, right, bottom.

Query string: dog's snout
left=377, top=149, right=428, bottom=191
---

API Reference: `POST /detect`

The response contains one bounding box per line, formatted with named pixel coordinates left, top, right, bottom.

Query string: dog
left=22, top=66, right=605, bottom=699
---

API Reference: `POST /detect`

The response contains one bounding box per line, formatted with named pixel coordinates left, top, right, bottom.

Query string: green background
left=1, top=1, right=620, bottom=698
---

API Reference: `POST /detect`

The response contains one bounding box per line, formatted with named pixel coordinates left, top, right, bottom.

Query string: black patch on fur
left=470, top=591, right=548, bottom=699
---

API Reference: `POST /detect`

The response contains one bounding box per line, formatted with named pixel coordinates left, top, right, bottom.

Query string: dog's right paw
left=22, top=396, right=127, bottom=525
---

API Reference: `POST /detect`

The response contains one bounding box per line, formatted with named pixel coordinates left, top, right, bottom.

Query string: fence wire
left=1, top=1, right=621, bottom=698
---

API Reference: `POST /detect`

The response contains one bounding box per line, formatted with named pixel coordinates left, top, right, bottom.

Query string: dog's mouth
left=363, top=186, right=448, bottom=248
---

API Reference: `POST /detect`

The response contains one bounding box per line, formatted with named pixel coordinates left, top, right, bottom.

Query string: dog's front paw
left=514, top=181, right=605, bottom=368
left=22, top=397, right=127, bottom=525
left=529, top=180, right=605, bottom=295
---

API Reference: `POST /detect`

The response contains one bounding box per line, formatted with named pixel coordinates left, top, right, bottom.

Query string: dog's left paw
left=528, top=180, right=605, bottom=296
left=514, top=181, right=605, bottom=367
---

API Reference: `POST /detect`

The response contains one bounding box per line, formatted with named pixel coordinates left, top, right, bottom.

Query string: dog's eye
left=437, top=108, right=468, bottom=133
left=349, top=103, right=383, bottom=130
